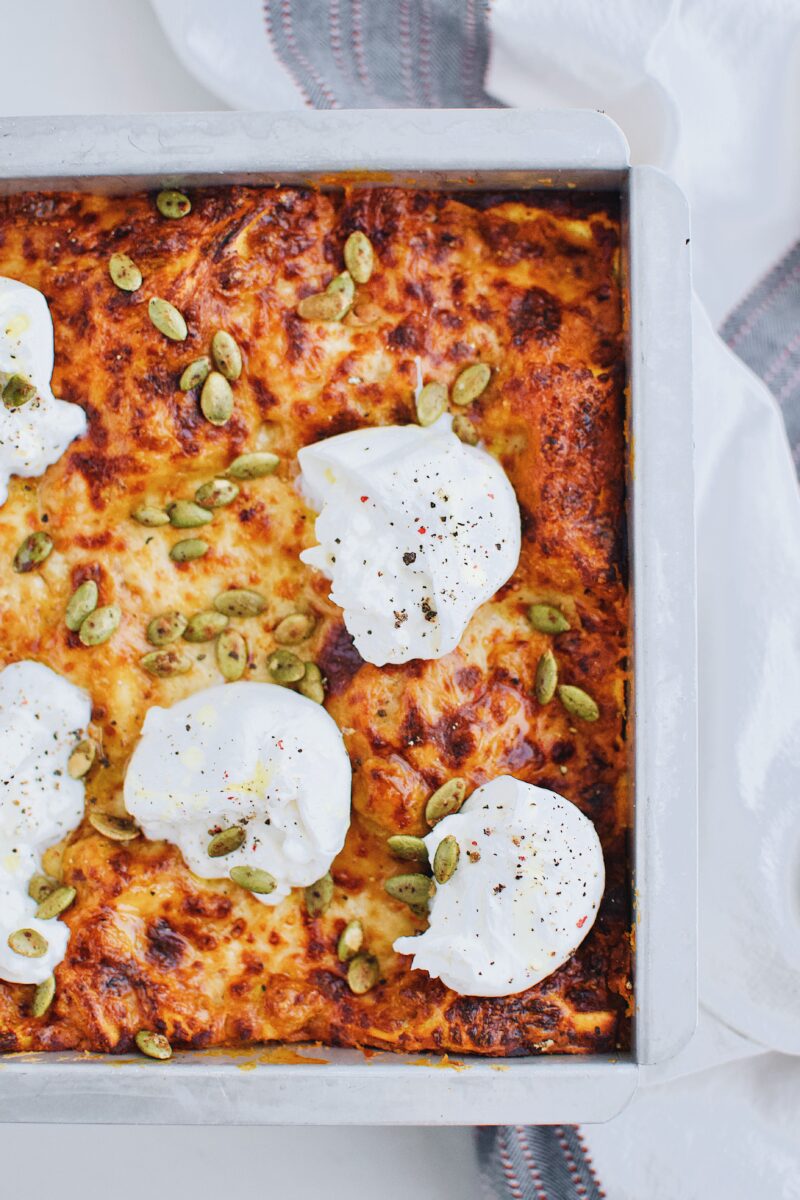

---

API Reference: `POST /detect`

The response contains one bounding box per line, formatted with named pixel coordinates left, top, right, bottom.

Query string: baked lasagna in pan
left=0, top=184, right=631, bottom=1056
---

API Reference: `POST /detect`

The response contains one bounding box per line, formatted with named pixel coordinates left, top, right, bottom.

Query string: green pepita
left=296, top=661, right=325, bottom=704
left=36, top=885, right=77, bottom=921
left=268, top=648, right=305, bottom=684
left=13, top=531, right=53, bottom=573
left=139, top=648, right=193, bottom=677
left=216, top=629, right=248, bottom=681
left=167, top=500, right=214, bottom=529
left=108, top=252, right=142, bottom=292
left=305, top=872, right=334, bottom=916
left=31, top=975, right=55, bottom=1018
left=156, top=189, right=191, bottom=219
left=452, top=413, right=479, bottom=445
left=452, top=362, right=491, bottom=406
left=78, top=604, right=120, bottom=647
left=8, top=928, right=47, bottom=958
left=67, top=739, right=96, bottom=779
left=274, top=612, right=315, bottom=644
left=148, top=296, right=187, bottom=341
left=135, top=1029, right=173, bottom=1060
left=535, top=648, right=558, bottom=704
left=384, top=874, right=435, bottom=909
left=131, top=505, right=170, bottom=527
left=183, top=610, right=229, bottom=642
left=88, top=811, right=140, bottom=842
left=207, top=826, right=245, bottom=858
left=170, top=538, right=209, bottom=562
left=65, top=580, right=98, bottom=631
left=343, top=231, right=374, bottom=284
left=347, top=953, right=379, bottom=995
left=28, top=874, right=57, bottom=904
left=297, top=271, right=355, bottom=321
left=527, top=603, right=570, bottom=634
left=146, top=610, right=188, bottom=646
left=213, top=588, right=267, bottom=618
left=2, top=374, right=36, bottom=408
left=337, top=918, right=364, bottom=962
left=558, top=684, right=600, bottom=723
left=226, top=451, right=279, bottom=480
left=425, top=778, right=467, bottom=826
left=433, top=835, right=460, bottom=884
left=229, top=865, right=276, bottom=894
left=386, top=834, right=429, bottom=863
left=179, top=357, right=211, bottom=392
left=416, top=381, right=448, bottom=427
left=200, top=371, right=234, bottom=426
left=211, top=330, right=243, bottom=381
left=195, top=477, right=239, bottom=508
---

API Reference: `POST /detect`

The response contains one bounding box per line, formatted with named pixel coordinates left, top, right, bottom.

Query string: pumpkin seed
left=135, top=1029, right=172, bottom=1060
left=452, top=362, right=491, bottom=406
left=268, top=648, right=305, bottom=684
left=131, top=504, right=169, bottom=527
left=31, top=975, right=55, bottom=1018
left=2, top=374, right=36, bottom=408
left=296, top=662, right=325, bottom=704
left=416, top=381, right=448, bottom=427
left=337, top=918, right=364, bottom=962
left=200, top=371, right=234, bottom=426
left=384, top=874, right=435, bottom=909
left=347, top=953, right=379, bottom=995
left=167, top=500, right=214, bottom=528
left=226, top=451, right=279, bottom=480
left=156, top=188, right=191, bottom=219
left=213, top=588, right=267, bottom=618
left=28, top=874, right=57, bottom=904
left=452, top=412, right=479, bottom=445
left=179, top=356, right=211, bottom=392
left=425, top=778, right=467, bottom=826
left=148, top=296, right=187, bottom=341
left=146, top=610, right=188, bottom=646
left=297, top=271, right=355, bottom=321
left=229, top=865, right=276, bottom=894
left=274, top=612, right=315, bottom=644
left=139, top=648, right=193, bottom=677
left=386, top=834, right=429, bottom=863
left=207, top=826, right=245, bottom=858
left=433, top=835, right=460, bottom=884
left=535, top=649, right=558, bottom=704
left=108, top=252, right=142, bottom=292
left=216, top=629, right=248, bottom=681
left=67, top=739, right=96, bottom=779
left=78, top=604, right=120, bottom=646
left=36, top=885, right=76, bottom=921
left=89, top=812, right=140, bottom=841
left=195, top=477, right=239, bottom=508
left=305, top=872, right=334, bottom=917
left=558, top=684, right=600, bottom=723
left=343, top=231, right=374, bottom=283
left=183, top=610, right=229, bottom=642
left=8, top=928, right=47, bottom=958
left=170, top=538, right=209, bottom=562
left=211, top=330, right=243, bottom=381
left=13, top=531, right=53, bottom=573
left=527, top=603, right=570, bottom=634
left=65, top=580, right=98, bottom=631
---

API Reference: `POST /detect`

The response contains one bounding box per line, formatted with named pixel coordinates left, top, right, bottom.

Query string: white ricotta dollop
left=0, top=276, right=86, bottom=506
left=298, top=415, right=521, bottom=665
left=124, top=683, right=352, bottom=905
left=394, top=777, right=605, bottom=997
left=0, top=661, right=92, bottom=984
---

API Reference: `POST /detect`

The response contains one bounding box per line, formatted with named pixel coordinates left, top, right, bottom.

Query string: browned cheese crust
left=0, top=186, right=631, bottom=1055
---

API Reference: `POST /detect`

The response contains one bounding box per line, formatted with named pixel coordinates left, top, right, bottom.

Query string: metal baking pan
left=0, top=109, right=697, bottom=1125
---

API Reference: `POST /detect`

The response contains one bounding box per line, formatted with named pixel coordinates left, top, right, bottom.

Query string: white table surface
left=0, top=1, right=477, bottom=1195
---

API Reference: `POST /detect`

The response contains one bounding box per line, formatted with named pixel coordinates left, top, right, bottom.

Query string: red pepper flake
left=360, top=495, right=369, bottom=503
left=418, top=526, right=427, bottom=534
left=576, top=915, right=587, bottom=929
left=276, top=739, right=284, bottom=750
left=488, top=492, right=495, bottom=499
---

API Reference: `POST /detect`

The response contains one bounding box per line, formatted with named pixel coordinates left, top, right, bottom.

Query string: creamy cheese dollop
left=298, top=415, right=521, bottom=665
left=0, top=661, right=92, bottom=984
left=0, top=276, right=86, bottom=506
left=124, top=683, right=352, bottom=905
left=394, top=777, right=605, bottom=997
